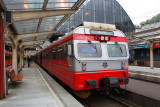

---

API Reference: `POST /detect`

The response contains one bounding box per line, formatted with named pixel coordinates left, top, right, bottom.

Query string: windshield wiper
left=115, top=42, right=122, bottom=53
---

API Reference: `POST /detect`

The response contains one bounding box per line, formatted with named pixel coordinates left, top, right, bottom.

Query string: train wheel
left=73, top=90, right=91, bottom=98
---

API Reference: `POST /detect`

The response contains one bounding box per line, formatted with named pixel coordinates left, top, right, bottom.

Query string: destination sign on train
left=90, top=30, right=114, bottom=36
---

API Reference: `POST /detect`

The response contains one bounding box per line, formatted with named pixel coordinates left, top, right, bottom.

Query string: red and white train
left=35, top=22, right=129, bottom=97
left=5, top=51, right=12, bottom=66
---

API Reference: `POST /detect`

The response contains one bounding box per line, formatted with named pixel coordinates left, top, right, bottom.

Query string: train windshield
left=77, top=43, right=102, bottom=58
left=107, top=44, right=127, bottom=57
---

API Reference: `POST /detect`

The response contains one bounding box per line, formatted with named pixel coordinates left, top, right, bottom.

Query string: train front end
left=71, top=22, right=129, bottom=92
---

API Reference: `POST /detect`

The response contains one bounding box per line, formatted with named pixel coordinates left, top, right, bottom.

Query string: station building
left=129, top=22, right=160, bottom=67
left=53, top=0, right=135, bottom=36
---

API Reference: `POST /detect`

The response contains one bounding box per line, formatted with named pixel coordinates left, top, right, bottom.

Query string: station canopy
left=127, top=22, right=160, bottom=46
left=2, top=0, right=85, bottom=48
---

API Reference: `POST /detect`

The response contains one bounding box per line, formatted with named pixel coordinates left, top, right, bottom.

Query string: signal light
left=123, top=65, right=125, bottom=69
left=82, top=63, right=86, bottom=71
left=122, top=62, right=125, bottom=69
left=83, top=67, right=86, bottom=71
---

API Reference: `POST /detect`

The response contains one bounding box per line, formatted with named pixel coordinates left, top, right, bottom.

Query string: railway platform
left=0, top=63, right=83, bottom=107
left=119, top=66, right=160, bottom=106
left=129, top=66, right=160, bottom=83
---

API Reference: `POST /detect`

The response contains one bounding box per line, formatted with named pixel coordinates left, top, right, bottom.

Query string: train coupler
left=85, top=79, right=98, bottom=89
left=118, top=77, right=129, bottom=84
left=102, top=77, right=119, bottom=88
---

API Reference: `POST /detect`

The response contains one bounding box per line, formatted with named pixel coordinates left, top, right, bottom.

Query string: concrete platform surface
left=0, top=64, right=63, bottom=107
left=129, top=66, right=160, bottom=83
left=36, top=64, right=83, bottom=107
left=129, top=66, right=160, bottom=75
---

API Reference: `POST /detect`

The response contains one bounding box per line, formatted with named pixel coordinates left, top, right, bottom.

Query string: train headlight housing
left=82, top=63, right=86, bottom=71
left=101, top=36, right=105, bottom=41
left=105, top=36, right=109, bottom=41
left=121, top=62, right=125, bottom=69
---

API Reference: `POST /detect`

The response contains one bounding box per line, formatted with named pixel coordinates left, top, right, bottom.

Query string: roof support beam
left=132, top=36, right=151, bottom=45
left=35, top=0, right=48, bottom=40
left=20, top=43, right=43, bottom=71
left=16, top=31, right=56, bottom=41
left=127, top=27, right=160, bottom=37
left=22, top=43, right=43, bottom=50
left=12, top=9, right=77, bottom=22
left=19, top=39, right=47, bottom=48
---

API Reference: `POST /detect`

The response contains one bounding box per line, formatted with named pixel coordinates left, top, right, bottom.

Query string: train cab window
left=107, top=44, right=127, bottom=57
left=77, top=43, right=102, bottom=57
left=58, top=45, right=66, bottom=60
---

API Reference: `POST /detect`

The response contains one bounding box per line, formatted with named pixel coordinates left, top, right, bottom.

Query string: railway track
left=41, top=67, right=138, bottom=107
left=76, top=92, right=137, bottom=107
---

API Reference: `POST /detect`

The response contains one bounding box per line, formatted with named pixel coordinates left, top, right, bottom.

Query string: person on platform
left=27, top=56, right=31, bottom=67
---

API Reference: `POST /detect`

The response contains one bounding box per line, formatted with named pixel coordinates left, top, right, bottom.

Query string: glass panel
left=21, top=37, right=35, bottom=42
left=48, top=0, right=78, bottom=2
left=4, top=0, right=44, bottom=4
left=47, top=3, right=74, bottom=9
left=107, top=44, right=127, bottom=57
left=77, top=43, right=102, bottom=58
left=6, top=4, right=43, bottom=10
left=47, top=0, right=79, bottom=10
left=39, top=16, right=64, bottom=32
left=36, top=35, right=48, bottom=40
left=14, top=19, right=39, bottom=34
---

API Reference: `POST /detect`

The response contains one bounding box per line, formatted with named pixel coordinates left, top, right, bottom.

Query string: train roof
left=38, top=22, right=126, bottom=52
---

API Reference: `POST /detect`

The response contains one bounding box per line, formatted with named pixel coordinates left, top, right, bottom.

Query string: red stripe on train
left=73, top=33, right=127, bottom=42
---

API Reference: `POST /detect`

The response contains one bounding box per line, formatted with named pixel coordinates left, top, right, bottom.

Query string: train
left=35, top=22, right=129, bottom=98
left=5, top=51, right=12, bottom=66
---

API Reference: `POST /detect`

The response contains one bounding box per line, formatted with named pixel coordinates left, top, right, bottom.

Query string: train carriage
left=5, top=51, right=12, bottom=66
left=36, top=22, right=129, bottom=97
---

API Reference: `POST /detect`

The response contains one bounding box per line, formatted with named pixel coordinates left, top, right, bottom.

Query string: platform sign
left=153, top=42, right=160, bottom=48
left=129, top=44, right=150, bottom=49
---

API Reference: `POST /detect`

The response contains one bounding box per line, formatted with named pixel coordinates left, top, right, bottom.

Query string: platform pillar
left=150, top=43, right=154, bottom=69
left=0, top=21, right=4, bottom=99
left=22, top=49, right=24, bottom=68
left=12, top=45, right=18, bottom=75
left=20, top=48, right=22, bottom=71
left=20, top=48, right=24, bottom=71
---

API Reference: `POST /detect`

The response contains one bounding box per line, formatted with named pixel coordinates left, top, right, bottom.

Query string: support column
left=0, top=21, right=4, bottom=99
left=150, top=43, right=154, bottom=69
left=20, top=48, right=24, bottom=71
left=12, top=45, right=18, bottom=74
left=22, top=49, right=24, bottom=68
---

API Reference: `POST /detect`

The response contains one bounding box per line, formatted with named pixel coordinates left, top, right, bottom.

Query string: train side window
left=5, top=54, right=9, bottom=59
left=55, top=47, right=59, bottom=60
left=58, top=45, right=65, bottom=60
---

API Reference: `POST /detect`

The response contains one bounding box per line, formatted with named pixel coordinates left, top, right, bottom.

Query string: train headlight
left=101, top=36, right=105, bottom=41
left=95, top=36, right=99, bottom=40
left=105, top=36, right=109, bottom=41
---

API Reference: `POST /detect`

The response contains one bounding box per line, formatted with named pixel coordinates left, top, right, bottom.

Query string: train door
left=67, top=42, right=74, bottom=71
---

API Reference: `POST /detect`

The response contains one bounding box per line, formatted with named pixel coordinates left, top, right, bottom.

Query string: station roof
left=0, top=0, right=85, bottom=48
left=127, top=22, right=160, bottom=45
